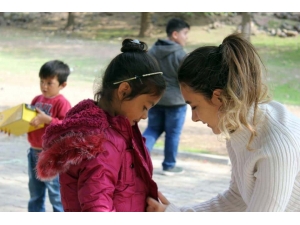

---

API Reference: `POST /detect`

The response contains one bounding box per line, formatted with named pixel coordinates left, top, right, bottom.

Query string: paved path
left=0, top=134, right=231, bottom=212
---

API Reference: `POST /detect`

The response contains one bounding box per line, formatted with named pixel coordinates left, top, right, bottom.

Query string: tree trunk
left=241, top=12, right=251, bottom=41
left=0, top=12, right=6, bottom=26
left=65, top=12, right=75, bottom=30
left=138, top=12, right=153, bottom=37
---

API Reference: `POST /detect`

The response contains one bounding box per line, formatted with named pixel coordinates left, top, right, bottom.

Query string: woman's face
left=180, top=83, right=222, bottom=134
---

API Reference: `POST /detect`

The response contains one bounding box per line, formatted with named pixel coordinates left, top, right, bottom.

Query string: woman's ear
left=117, top=82, right=132, bottom=100
left=211, top=89, right=223, bottom=107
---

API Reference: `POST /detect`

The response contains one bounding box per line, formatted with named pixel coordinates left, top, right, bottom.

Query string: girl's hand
left=146, top=191, right=170, bottom=212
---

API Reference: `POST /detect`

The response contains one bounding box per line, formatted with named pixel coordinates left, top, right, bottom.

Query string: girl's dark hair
left=178, top=33, right=270, bottom=150
left=94, top=39, right=166, bottom=103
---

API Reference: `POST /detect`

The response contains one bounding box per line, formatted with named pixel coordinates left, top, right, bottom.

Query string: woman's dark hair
left=178, top=33, right=270, bottom=150
left=94, top=39, right=166, bottom=103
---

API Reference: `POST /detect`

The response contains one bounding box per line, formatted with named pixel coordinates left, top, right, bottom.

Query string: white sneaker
left=161, top=166, right=184, bottom=176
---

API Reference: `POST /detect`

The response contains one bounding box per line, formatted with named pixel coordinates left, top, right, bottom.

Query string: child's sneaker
left=162, top=166, right=184, bottom=176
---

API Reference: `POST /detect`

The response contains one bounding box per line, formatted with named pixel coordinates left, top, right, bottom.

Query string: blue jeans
left=143, top=105, right=187, bottom=170
left=27, top=148, right=63, bottom=212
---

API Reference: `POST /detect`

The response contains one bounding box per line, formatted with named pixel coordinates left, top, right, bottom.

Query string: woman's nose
left=191, top=111, right=198, bottom=122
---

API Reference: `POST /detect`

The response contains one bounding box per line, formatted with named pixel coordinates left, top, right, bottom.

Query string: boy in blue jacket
left=143, top=18, right=190, bottom=175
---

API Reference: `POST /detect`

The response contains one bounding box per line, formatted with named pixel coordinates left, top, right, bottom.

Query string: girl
left=146, top=33, right=300, bottom=212
left=36, top=39, right=166, bottom=212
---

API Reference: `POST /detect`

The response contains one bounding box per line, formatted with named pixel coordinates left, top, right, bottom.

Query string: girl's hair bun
left=121, top=39, right=148, bottom=53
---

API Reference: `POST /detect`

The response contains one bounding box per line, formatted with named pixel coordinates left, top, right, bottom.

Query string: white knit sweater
left=166, top=101, right=300, bottom=212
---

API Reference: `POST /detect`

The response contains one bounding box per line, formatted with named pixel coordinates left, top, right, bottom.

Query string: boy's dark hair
left=166, top=18, right=190, bottom=37
left=94, top=38, right=166, bottom=103
left=39, top=60, right=70, bottom=85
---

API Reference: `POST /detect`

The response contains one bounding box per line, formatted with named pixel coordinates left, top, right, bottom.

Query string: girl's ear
left=117, top=82, right=132, bottom=100
left=211, top=89, right=223, bottom=107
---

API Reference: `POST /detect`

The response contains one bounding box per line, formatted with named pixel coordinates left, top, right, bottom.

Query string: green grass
left=95, top=29, right=139, bottom=40
left=251, top=34, right=300, bottom=105
left=0, top=51, right=48, bottom=73
left=269, top=83, right=300, bottom=105
left=186, top=31, right=300, bottom=106
left=1, top=26, right=299, bottom=155
left=0, top=51, right=102, bottom=84
left=3, top=27, right=298, bottom=107
left=0, top=37, right=112, bottom=84
left=153, top=140, right=213, bottom=155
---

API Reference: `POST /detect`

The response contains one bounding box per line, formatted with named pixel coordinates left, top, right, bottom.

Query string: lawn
left=186, top=26, right=300, bottom=106
left=0, top=25, right=299, bottom=155
left=1, top=25, right=299, bottom=106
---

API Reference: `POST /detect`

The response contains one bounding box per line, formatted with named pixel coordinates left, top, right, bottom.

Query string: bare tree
left=241, top=12, right=251, bottom=41
left=138, top=12, right=153, bottom=37
left=65, top=12, right=75, bottom=30
left=0, top=12, right=6, bottom=26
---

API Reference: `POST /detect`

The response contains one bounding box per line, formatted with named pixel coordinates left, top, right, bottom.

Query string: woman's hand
left=146, top=191, right=170, bottom=212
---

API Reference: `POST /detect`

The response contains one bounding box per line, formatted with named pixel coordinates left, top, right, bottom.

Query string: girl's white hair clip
left=131, top=39, right=140, bottom=44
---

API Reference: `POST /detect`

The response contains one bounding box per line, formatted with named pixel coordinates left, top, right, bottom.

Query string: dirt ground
left=1, top=13, right=300, bottom=156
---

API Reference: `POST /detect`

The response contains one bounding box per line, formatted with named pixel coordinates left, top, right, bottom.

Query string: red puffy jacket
left=36, top=99, right=158, bottom=212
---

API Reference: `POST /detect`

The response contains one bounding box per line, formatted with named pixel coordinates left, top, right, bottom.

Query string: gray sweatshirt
left=148, top=39, right=187, bottom=106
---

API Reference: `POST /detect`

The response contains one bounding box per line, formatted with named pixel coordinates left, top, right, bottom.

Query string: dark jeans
left=27, top=148, right=63, bottom=212
left=143, top=104, right=187, bottom=170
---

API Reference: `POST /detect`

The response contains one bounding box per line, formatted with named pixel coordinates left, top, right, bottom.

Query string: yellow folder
left=0, top=104, right=44, bottom=136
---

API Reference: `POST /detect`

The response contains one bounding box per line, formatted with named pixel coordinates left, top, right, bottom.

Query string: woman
left=146, top=33, right=300, bottom=212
